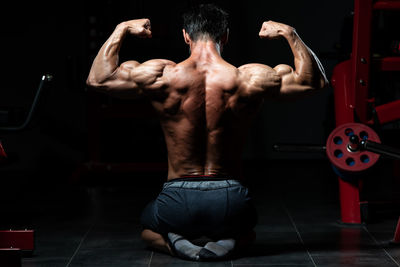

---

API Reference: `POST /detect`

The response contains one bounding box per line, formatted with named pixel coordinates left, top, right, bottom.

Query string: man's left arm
left=86, top=19, right=174, bottom=98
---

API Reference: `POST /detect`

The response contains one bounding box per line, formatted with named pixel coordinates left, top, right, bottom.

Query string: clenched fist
left=259, top=20, right=294, bottom=39
left=120, top=18, right=152, bottom=38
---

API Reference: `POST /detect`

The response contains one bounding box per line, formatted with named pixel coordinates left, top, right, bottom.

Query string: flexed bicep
left=273, top=64, right=314, bottom=96
left=259, top=20, right=328, bottom=98
left=92, top=59, right=175, bottom=98
left=86, top=18, right=175, bottom=98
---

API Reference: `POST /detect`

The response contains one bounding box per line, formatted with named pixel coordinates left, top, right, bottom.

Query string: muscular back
left=151, top=58, right=271, bottom=180
left=86, top=19, right=327, bottom=181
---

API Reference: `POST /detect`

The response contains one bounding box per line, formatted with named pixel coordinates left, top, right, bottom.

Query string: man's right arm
left=239, top=21, right=328, bottom=99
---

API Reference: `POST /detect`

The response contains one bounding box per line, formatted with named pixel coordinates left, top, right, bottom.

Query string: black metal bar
left=273, top=144, right=326, bottom=153
left=0, top=74, right=52, bottom=131
left=360, top=140, right=400, bottom=160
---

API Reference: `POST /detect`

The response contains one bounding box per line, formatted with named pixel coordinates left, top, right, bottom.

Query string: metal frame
left=331, top=0, right=400, bottom=224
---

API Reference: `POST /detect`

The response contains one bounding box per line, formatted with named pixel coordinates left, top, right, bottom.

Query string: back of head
left=182, top=3, right=229, bottom=43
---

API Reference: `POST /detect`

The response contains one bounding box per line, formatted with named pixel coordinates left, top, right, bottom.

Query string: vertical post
left=338, top=179, right=362, bottom=223
left=331, top=0, right=374, bottom=224
left=351, top=0, right=373, bottom=123
left=332, top=60, right=361, bottom=224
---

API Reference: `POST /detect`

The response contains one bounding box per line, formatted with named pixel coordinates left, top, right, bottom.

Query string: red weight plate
left=326, top=123, right=381, bottom=172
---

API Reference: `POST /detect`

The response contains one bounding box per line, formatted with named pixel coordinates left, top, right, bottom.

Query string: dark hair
left=182, top=3, right=229, bottom=42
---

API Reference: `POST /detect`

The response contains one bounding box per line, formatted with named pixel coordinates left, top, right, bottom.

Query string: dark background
left=0, top=0, right=366, bottom=185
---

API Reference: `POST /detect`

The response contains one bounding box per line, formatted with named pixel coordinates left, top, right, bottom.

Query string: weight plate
left=326, top=123, right=381, bottom=172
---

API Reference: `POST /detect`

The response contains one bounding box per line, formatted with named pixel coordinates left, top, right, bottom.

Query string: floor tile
left=69, top=248, right=151, bottom=267
left=22, top=257, right=71, bottom=267
left=232, top=231, right=312, bottom=266
left=78, top=230, right=144, bottom=250
left=150, top=251, right=232, bottom=266
left=312, top=254, right=398, bottom=267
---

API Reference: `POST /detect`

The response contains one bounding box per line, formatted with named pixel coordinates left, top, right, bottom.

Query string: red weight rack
left=331, top=0, right=400, bottom=224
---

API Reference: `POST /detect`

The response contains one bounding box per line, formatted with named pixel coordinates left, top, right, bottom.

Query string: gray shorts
left=140, top=177, right=258, bottom=239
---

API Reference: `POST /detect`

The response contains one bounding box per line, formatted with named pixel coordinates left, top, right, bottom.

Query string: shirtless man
left=87, top=4, right=327, bottom=261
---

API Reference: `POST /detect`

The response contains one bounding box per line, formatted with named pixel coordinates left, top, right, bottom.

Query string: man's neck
left=188, top=40, right=222, bottom=64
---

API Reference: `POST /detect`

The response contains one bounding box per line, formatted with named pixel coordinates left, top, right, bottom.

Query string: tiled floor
left=2, top=159, right=400, bottom=266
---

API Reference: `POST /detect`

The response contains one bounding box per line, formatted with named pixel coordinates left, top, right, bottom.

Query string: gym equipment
left=274, top=123, right=400, bottom=174
left=0, top=74, right=53, bottom=131
left=331, top=0, right=400, bottom=225
left=0, top=74, right=52, bottom=267
left=275, top=123, right=400, bottom=174
left=274, top=0, right=400, bottom=244
left=326, top=123, right=382, bottom=173
left=274, top=122, right=400, bottom=238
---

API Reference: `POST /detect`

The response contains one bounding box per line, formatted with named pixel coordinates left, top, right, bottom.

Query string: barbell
left=274, top=122, right=400, bottom=175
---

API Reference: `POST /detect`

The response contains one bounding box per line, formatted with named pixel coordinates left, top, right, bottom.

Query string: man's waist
left=163, top=176, right=242, bottom=190
left=169, top=175, right=231, bottom=181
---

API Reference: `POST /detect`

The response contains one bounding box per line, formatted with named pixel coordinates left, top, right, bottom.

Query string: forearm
left=87, top=23, right=128, bottom=85
left=281, top=28, right=328, bottom=88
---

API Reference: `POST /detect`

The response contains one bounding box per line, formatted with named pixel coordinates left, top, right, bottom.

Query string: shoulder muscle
left=238, top=63, right=281, bottom=98
left=131, top=59, right=176, bottom=90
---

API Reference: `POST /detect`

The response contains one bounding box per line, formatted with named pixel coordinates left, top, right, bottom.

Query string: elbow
left=315, top=69, right=329, bottom=90
left=321, top=76, right=330, bottom=89
left=301, top=70, right=329, bottom=91
left=86, top=76, right=121, bottom=96
left=86, top=76, right=98, bottom=88
left=86, top=76, right=106, bottom=91
left=313, top=76, right=329, bottom=91
left=307, top=75, right=329, bottom=91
